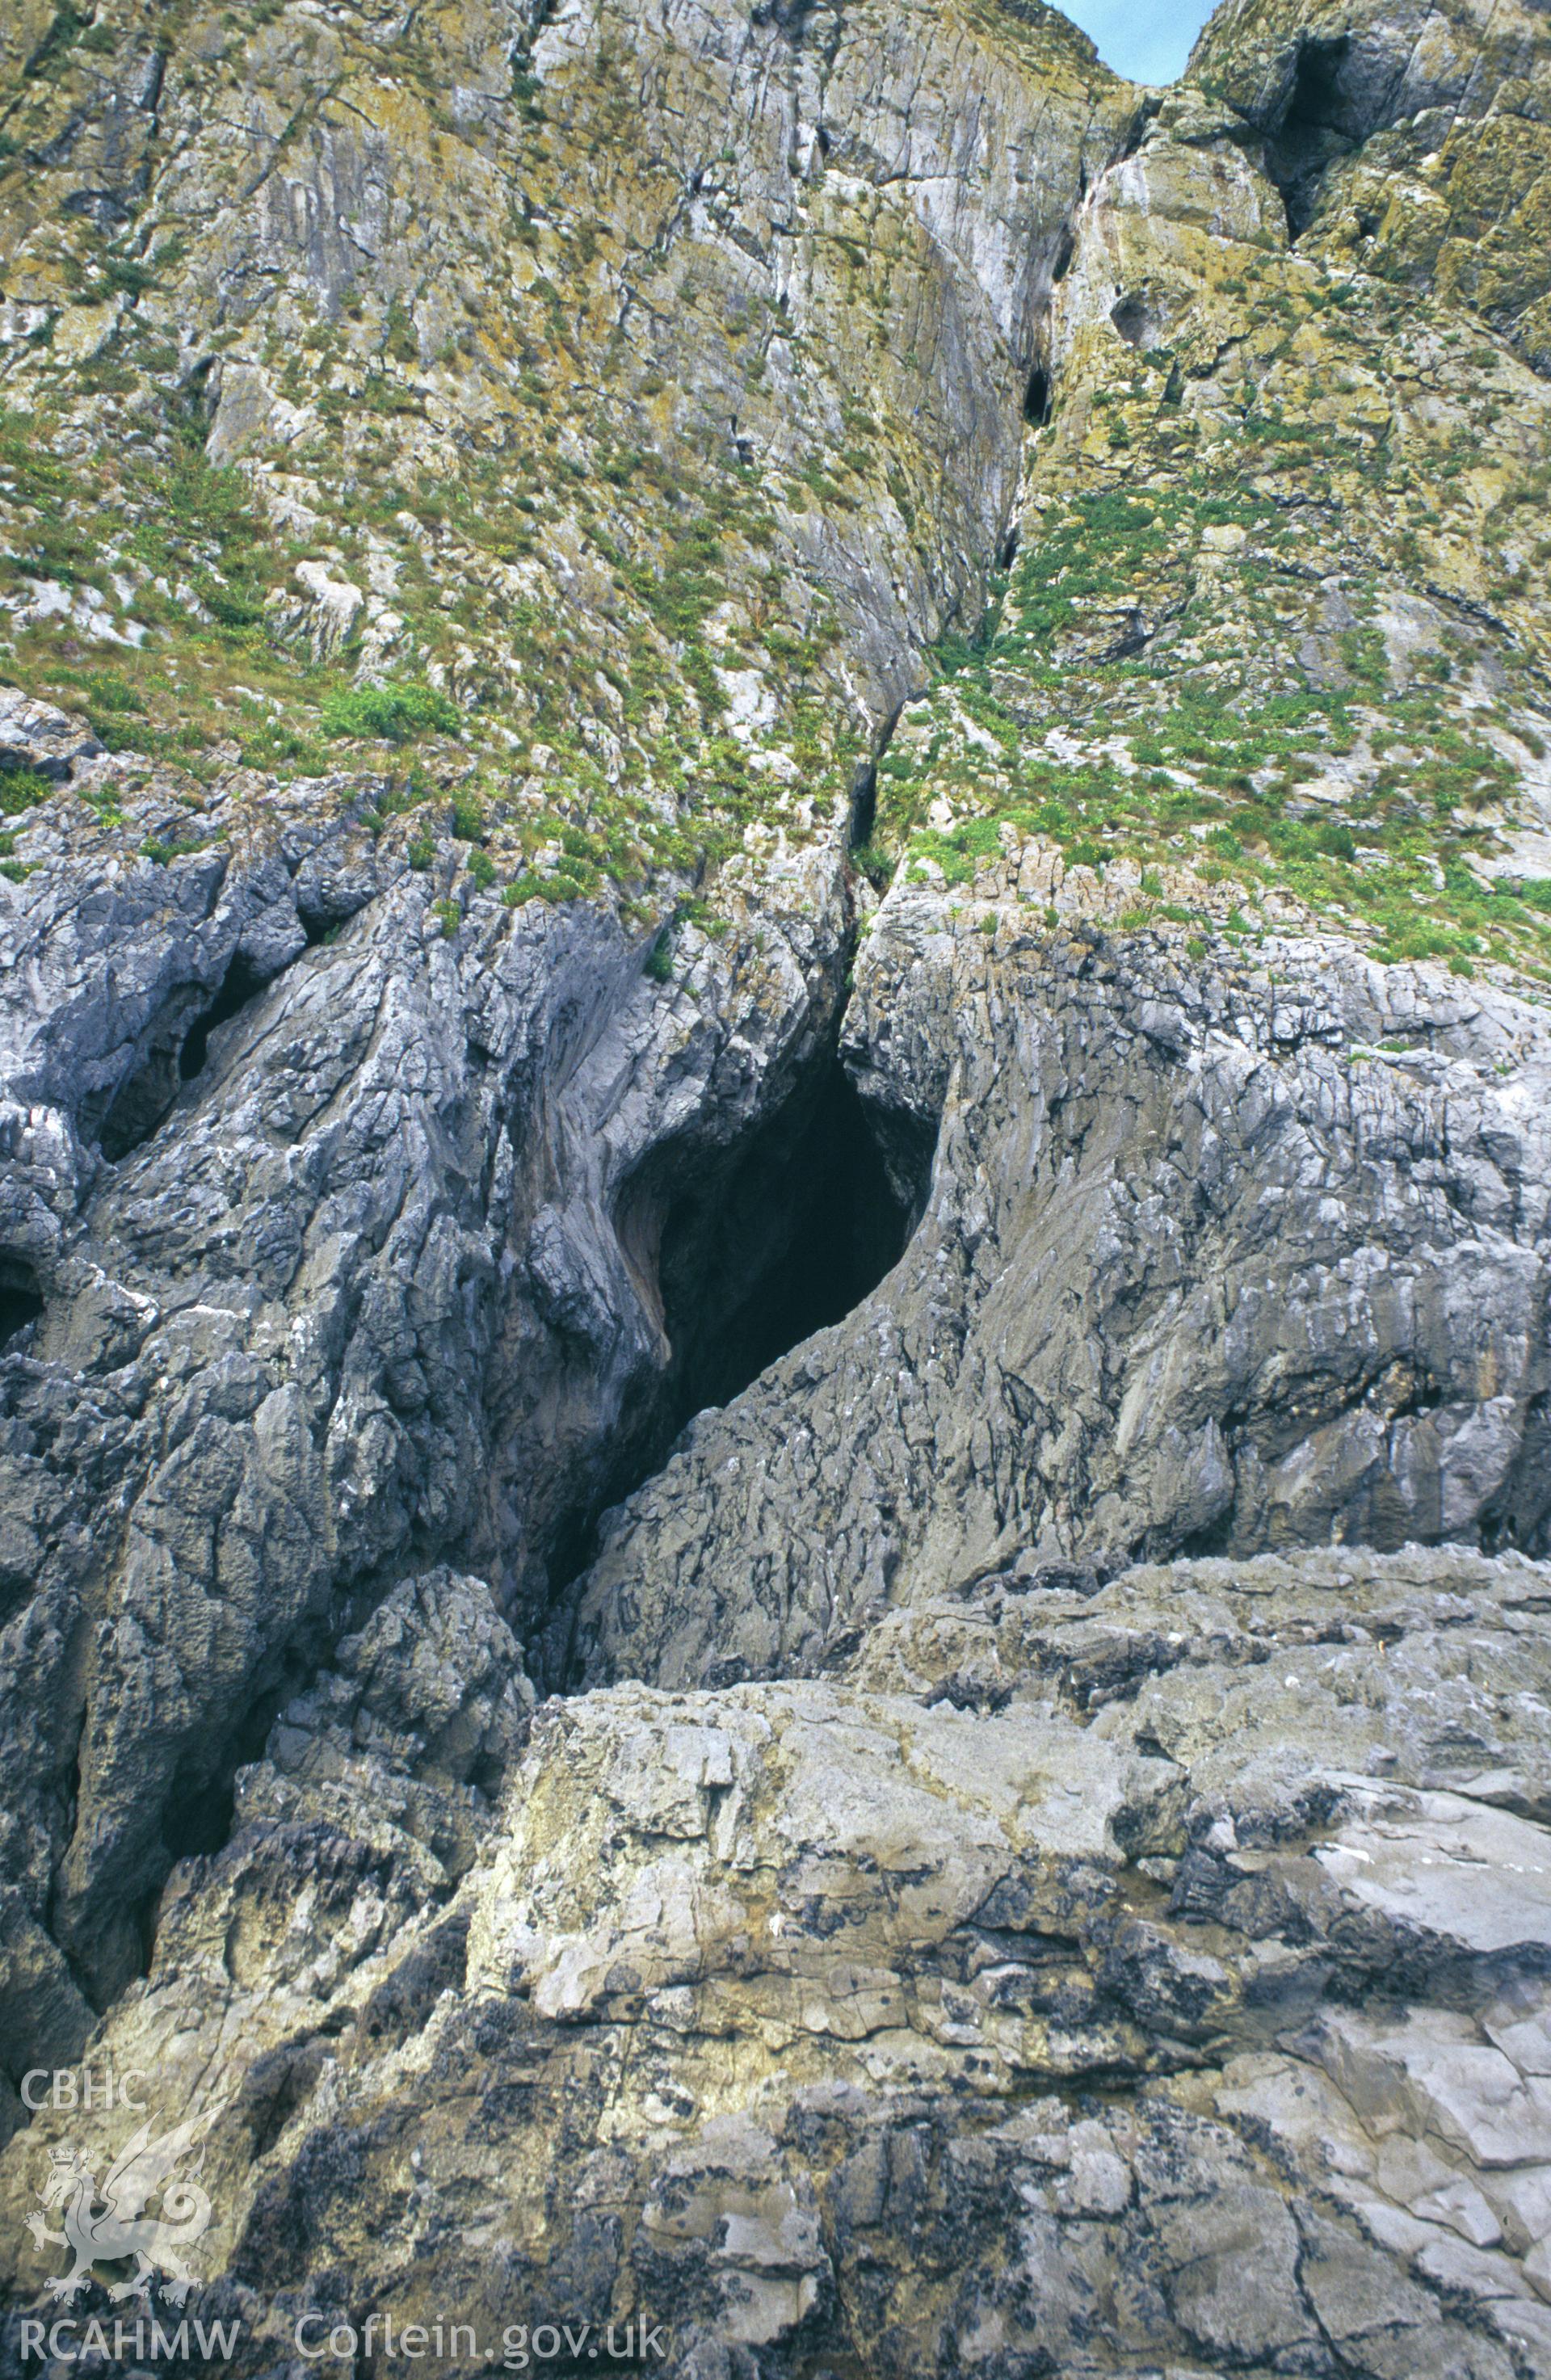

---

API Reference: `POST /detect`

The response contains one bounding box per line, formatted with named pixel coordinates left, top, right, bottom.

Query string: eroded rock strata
left=1, top=0, right=1550, bottom=2371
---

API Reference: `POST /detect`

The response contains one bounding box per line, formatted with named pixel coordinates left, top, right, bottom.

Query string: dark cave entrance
left=176, top=952, right=267, bottom=1084
left=534, top=1028, right=931, bottom=1671
left=615, top=1032, right=921, bottom=1458
left=650, top=1053, right=914, bottom=1428
left=90, top=930, right=328, bottom=1163
left=92, top=953, right=266, bottom=1163
left=95, top=998, right=200, bottom=1163
left=1265, top=34, right=1364, bottom=238
left=1109, top=293, right=1151, bottom=350
left=0, top=1255, right=44, bottom=1353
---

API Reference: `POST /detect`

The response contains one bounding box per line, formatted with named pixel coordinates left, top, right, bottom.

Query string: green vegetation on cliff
left=870, top=94, right=1551, bottom=986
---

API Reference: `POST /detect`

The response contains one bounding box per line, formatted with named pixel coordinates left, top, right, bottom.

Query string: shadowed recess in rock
left=176, top=952, right=268, bottom=1083
left=93, top=991, right=206, bottom=1163
left=1023, top=363, right=1052, bottom=423
left=0, top=1257, right=43, bottom=1353
left=655, top=1056, right=914, bottom=1425
left=95, top=944, right=300, bottom=1160
left=536, top=1042, right=924, bottom=1669
left=1267, top=34, right=1364, bottom=233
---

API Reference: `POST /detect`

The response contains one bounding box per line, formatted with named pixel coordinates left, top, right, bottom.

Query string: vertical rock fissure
left=849, top=701, right=912, bottom=855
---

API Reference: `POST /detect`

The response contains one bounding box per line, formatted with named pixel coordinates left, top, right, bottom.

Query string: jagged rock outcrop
left=575, top=917, right=1551, bottom=1690
left=573, top=39, right=1551, bottom=1691
left=0, top=681, right=861, bottom=2096
left=6, top=1544, right=1551, bottom=2376
left=0, top=0, right=1133, bottom=848
left=2, top=0, right=1551, bottom=2370
left=1192, top=0, right=1551, bottom=368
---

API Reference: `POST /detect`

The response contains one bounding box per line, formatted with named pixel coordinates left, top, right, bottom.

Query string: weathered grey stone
left=0, top=685, right=103, bottom=780
left=2, top=0, right=1551, bottom=2369
left=0, top=791, right=853, bottom=2076
left=576, top=928, right=1551, bottom=1691
left=3, top=1545, right=1549, bottom=2371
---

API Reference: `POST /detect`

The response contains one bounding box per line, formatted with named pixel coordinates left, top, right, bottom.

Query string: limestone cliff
left=1, top=0, right=1550, bottom=2374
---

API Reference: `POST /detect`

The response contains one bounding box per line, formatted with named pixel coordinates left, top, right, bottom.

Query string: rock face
left=2, top=0, right=1551, bottom=2373
left=7, top=1545, right=1551, bottom=2377
left=1192, top=0, right=1551, bottom=368
left=0, top=696, right=854, bottom=2071
left=576, top=925, right=1551, bottom=1690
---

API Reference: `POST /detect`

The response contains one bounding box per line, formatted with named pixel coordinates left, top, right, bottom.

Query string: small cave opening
left=1265, top=33, right=1364, bottom=238
left=1109, top=292, right=1151, bottom=350
left=848, top=754, right=878, bottom=852
left=509, top=0, right=558, bottom=66
left=159, top=1765, right=238, bottom=1867
left=1023, top=365, right=1051, bottom=427
left=640, top=1045, right=918, bottom=1437
left=532, top=1024, right=932, bottom=1660
left=752, top=0, right=825, bottom=39
left=178, top=952, right=266, bottom=1083
left=158, top=1659, right=297, bottom=1870
left=95, top=949, right=275, bottom=1162
left=0, top=1255, right=44, bottom=1354
left=1102, top=614, right=1152, bottom=662
left=96, top=1004, right=196, bottom=1164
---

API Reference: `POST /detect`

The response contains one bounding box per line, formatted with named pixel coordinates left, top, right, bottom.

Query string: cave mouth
left=533, top=1033, right=928, bottom=1659
left=1109, top=293, right=1153, bottom=351
left=0, top=1255, right=44, bottom=1353
left=612, top=1036, right=922, bottom=1467
left=532, top=1042, right=923, bottom=1637
left=1265, top=33, right=1364, bottom=238
left=178, top=952, right=267, bottom=1083
left=93, top=949, right=275, bottom=1163
left=652, top=1052, right=915, bottom=1429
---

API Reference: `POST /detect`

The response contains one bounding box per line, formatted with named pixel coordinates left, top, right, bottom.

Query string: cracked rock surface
left=577, top=920, right=1551, bottom=1691
left=2, top=0, right=1551, bottom=2370
left=0, top=688, right=854, bottom=2084
left=6, top=1545, right=1551, bottom=2375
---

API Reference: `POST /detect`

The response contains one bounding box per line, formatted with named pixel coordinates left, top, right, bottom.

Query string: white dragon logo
left=25, top=2117, right=214, bottom=2306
